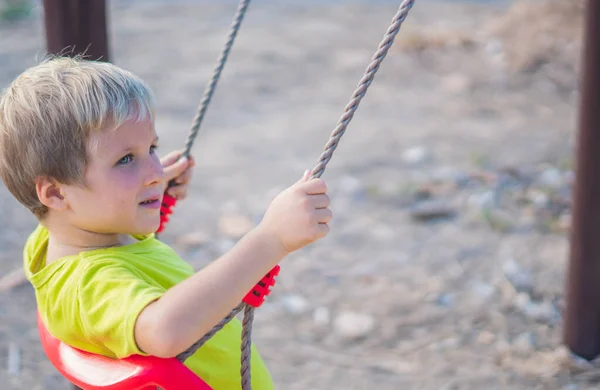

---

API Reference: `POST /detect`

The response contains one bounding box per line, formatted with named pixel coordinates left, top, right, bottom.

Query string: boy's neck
left=42, top=214, right=137, bottom=263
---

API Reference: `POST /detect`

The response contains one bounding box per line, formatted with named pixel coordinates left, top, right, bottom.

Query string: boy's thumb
left=296, top=169, right=311, bottom=184
left=165, top=156, right=189, bottom=180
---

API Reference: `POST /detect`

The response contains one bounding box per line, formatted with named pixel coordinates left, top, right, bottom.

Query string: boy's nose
left=144, top=157, right=164, bottom=186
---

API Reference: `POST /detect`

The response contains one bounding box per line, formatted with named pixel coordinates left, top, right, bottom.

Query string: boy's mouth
left=139, top=196, right=161, bottom=209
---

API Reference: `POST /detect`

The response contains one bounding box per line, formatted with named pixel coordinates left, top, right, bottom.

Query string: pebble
left=8, top=342, right=20, bottom=375
left=538, top=167, right=564, bottom=189
left=431, top=337, right=460, bottom=351
left=485, top=39, right=504, bottom=56
left=440, top=73, right=471, bottom=94
left=402, top=146, right=428, bottom=165
left=470, top=281, right=496, bottom=303
left=409, top=200, right=455, bottom=221
left=467, top=190, right=495, bottom=209
left=218, top=214, right=254, bottom=238
left=215, top=239, right=235, bottom=254
left=313, top=306, right=331, bottom=327
left=482, top=208, right=514, bottom=232
left=477, top=330, right=496, bottom=345
left=372, top=224, right=395, bottom=241
left=502, top=258, right=534, bottom=294
left=512, top=332, right=536, bottom=354
left=435, top=293, right=455, bottom=308
left=0, top=268, right=27, bottom=292
left=176, top=231, right=209, bottom=249
left=528, top=190, right=550, bottom=209
left=514, top=293, right=559, bottom=324
left=333, top=311, right=376, bottom=340
left=337, top=175, right=363, bottom=196
left=280, top=294, right=310, bottom=315
left=523, top=300, right=559, bottom=324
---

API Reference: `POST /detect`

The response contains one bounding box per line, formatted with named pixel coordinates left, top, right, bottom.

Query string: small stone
left=280, top=294, right=310, bottom=315
left=176, top=231, right=209, bottom=249
left=216, top=239, right=235, bottom=254
left=513, top=332, right=536, bottom=354
left=485, top=39, right=503, bottom=56
left=372, top=224, right=395, bottom=241
left=0, top=268, right=27, bottom=292
left=514, top=292, right=531, bottom=310
left=218, top=214, right=254, bottom=238
left=470, top=281, right=496, bottom=303
left=539, top=167, right=564, bottom=189
left=556, top=213, right=571, bottom=232
left=441, top=73, right=471, bottom=94
left=503, top=258, right=534, bottom=294
left=7, top=342, right=20, bottom=375
left=522, top=300, right=559, bottom=324
left=436, top=293, right=455, bottom=307
left=313, top=307, right=331, bottom=327
left=477, top=330, right=496, bottom=345
left=337, top=175, right=363, bottom=196
left=431, top=337, right=459, bottom=351
left=528, top=190, right=550, bottom=209
left=333, top=311, right=376, bottom=340
left=482, top=208, right=514, bottom=233
left=467, top=190, right=495, bottom=209
left=495, top=337, right=511, bottom=357
left=402, top=146, right=428, bottom=165
left=409, top=200, right=455, bottom=221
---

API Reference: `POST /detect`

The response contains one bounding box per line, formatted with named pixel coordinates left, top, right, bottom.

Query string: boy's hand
left=258, top=170, right=332, bottom=254
left=161, top=151, right=196, bottom=200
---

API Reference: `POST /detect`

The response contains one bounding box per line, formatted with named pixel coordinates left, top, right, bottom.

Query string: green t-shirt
left=24, top=224, right=273, bottom=390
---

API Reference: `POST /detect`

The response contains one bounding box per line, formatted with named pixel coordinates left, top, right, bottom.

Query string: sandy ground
left=0, top=0, right=592, bottom=389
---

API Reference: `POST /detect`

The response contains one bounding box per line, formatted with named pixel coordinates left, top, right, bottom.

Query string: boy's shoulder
left=23, top=224, right=193, bottom=291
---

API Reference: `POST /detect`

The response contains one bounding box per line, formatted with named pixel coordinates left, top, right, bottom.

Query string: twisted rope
left=183, top=0, right=252, bottom=158
left=176, top=303, right=244, bottom=362
left=176, top=1, right=416, bottom=389
left=240, top=304, right=255, bottom=389
left=310, top=0, right=415, bottom=179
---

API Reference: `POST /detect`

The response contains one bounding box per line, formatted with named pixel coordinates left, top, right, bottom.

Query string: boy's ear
left=36, top=176, right=67, bottom=211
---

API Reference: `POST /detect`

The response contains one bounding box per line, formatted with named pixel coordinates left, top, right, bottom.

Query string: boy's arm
left=135, top=174, right=332, bottom=358
left=135, top=227, right=285, bottom=357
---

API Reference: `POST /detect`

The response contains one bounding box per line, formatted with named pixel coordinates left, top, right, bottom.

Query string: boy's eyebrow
left=115, top=135, right=160, bottom=154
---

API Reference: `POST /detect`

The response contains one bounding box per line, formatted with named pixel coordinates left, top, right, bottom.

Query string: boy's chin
left=130, top=220, right=161, bottom=236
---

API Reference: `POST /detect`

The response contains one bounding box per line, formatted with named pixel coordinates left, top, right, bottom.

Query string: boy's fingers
left=160, top=150, right=183, bottom=166
left=314, top=208, right=332, bottom=224
left=164, top=157, right=190, bottom=182
left=303, top=178, right=327, bottom=195
left=296, top=169, right=311, bottom=184
left=175, top=166, right=193, bottom=184
left=310, top=194, right=330, bottom=209
left=167, top=185, right=188, bottom=200
left=315, top=223, right=330, bottom=238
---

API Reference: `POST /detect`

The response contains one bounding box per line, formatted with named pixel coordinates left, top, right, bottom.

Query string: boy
left=0, top=57, right=332, bottom=389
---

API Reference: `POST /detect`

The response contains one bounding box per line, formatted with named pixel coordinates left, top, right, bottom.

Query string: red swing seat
left=37, top=313, right=213, bottom=390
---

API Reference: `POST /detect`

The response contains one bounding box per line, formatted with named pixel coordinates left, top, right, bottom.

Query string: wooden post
left=42, top=0, right=110, bottom=62
left=564, top=0, right=600, bottom=360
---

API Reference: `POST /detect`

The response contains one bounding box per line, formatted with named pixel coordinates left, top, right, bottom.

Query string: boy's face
left=63, top=118, right=164, bottom=235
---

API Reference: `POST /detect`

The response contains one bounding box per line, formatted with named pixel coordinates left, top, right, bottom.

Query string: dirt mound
left=484, top=0, right=585, bottom=74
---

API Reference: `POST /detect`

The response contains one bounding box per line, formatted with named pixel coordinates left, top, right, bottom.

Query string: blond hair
left=0, top=56, right=155, bottom=218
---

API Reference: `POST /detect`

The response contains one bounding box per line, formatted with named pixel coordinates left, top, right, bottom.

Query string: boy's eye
left=117, top=154, right=133, bottom=165
left=150, top=144, right=158, bottom=154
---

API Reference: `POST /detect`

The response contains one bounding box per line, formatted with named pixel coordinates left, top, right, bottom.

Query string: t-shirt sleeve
left=77, top=259, right=166, bottom=358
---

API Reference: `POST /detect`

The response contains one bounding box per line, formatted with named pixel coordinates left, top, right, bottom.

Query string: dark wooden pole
left=564, top=0, right=600, bottom=361
left=42, top=0, right=110, bottom=62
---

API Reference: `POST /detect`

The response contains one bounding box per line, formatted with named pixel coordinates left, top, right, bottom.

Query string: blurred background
left=0, top=0, right=588, bottom=388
